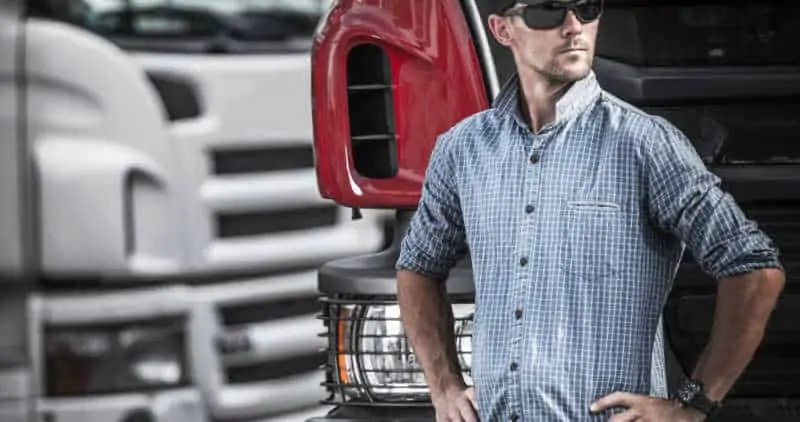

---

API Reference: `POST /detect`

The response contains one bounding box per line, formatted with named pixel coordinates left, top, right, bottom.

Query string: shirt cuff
left=395, top=236, right=453, bottom=280
left=712, top=248, right=784, bottom=280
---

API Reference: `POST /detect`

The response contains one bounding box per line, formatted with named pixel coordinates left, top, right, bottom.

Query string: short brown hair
left=493, top=1, right=517, bottom=14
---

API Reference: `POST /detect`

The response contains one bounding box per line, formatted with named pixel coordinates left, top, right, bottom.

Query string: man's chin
left=549, top=65, right=591, bottom=83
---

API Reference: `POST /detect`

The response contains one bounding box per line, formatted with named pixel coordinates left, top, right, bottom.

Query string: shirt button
left=514, top=309, right=523, bottom=319
left=529, top=151, right=541, bottom=164
left=525, top=204, right=535, bottom=214
left=510, top=362, right=518, bottom=371
left=519, top=257, right=528, bottom=267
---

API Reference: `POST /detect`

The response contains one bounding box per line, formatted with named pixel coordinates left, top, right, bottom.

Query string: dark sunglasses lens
left=522, top=6, right=567, bottom=29
left=521, top=0, right=603, bottom=29
left=575, top=0, right=603, bottom=22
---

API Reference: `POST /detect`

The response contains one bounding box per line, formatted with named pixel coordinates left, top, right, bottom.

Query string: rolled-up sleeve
left=644, top=119, right=783, bottom=279
left=395, top=133, right=468, bottom=279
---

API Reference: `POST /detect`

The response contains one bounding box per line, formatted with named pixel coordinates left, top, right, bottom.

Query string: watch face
left=679, top=379, right=703, bottom=402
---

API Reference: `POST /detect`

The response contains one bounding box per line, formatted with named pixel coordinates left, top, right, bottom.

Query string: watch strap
left=687, top=391, right=719, bottom=415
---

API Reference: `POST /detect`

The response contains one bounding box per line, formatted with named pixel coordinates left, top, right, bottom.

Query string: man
left=394, top=0, right=786, bottom=421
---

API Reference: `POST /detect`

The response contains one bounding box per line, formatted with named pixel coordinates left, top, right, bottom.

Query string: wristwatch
left=673, top=378, right=722, bottom=417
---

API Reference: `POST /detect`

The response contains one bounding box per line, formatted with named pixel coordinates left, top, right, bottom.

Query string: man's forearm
left=397, top=269, right=464, bottom=398
left=691, top=267, right=785, bottom=402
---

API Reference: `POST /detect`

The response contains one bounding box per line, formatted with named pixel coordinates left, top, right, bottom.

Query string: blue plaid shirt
left=396, top=72, right=782, bottom=421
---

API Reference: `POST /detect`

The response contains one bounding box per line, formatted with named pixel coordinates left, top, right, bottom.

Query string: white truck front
left=0, top=0, right=385, bottom=421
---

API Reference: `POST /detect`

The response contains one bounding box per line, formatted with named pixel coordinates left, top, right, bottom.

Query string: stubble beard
left=539, top=36, right=595, bottom=83
left=539, top=55, right=593, bottom=84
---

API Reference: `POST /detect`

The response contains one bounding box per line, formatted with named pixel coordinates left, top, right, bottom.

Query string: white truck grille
left=209, top=145, right=340, bottom=239
left=192, top=271, right=330, bottom=420
left=216, top=295, right=324, bottom=385
left=134, top=54, right=385, bottom=420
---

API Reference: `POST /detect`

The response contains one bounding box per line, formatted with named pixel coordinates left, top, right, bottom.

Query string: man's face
left=489, top=2, right=600, bottom=83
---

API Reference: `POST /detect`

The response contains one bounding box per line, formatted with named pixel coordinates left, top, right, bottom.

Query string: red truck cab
left=310, top=1, right=800, bottom=421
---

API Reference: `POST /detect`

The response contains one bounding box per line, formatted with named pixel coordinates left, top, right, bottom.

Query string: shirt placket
left=507, top=128, right=550, bottom=422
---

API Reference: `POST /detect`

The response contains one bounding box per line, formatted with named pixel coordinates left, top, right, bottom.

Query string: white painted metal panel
left=37, top=389, right=205, bottom=422
left=0, top=0, right=24, bottom=276
left=26, top=20, right=183, bottom=277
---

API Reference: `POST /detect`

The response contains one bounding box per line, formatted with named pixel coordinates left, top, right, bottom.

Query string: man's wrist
left=674, top=400, right=709, bottom=422
left=673, top=378, right=722, bottom=419
left=430, top=374, right=467, bottom=400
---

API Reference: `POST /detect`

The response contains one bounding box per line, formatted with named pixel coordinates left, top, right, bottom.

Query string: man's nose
left=561, top=11, right=583, bottom=36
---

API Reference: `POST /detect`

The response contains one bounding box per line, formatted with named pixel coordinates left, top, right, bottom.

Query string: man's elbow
left=397, top=267, right=448, bottom=296
left=754, top=266, right=786, bottom=297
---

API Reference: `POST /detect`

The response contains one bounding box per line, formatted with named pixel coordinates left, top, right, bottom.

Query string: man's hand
left=590, top=392, right=706, bottom=422
left=432, top=385, right=479, bottom=422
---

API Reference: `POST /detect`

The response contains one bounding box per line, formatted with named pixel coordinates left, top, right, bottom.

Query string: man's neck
left=518, top=70, right=571, bottom=134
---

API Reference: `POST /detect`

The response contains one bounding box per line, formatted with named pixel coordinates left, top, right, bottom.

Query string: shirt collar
left=493, top=71, right=601, bottom=130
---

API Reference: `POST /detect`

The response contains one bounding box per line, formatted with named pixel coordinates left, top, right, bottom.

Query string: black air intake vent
left=225, top=352, right=325, bottom=384
left=346, top=44, right=398, bottom=179
left=219, top=296, right=320, bottom=327
left=212, top=146, right=315, bottom=175
left=147, top=73, right=201, bottom=121
left=216, top=206, right=339, bottom=238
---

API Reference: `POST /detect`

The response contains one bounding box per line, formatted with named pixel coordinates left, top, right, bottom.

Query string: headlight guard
left=321, top=296, right=474, bottom=404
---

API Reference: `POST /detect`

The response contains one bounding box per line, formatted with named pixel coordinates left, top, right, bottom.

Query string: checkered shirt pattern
left=395, top=71, right=782, bottom=421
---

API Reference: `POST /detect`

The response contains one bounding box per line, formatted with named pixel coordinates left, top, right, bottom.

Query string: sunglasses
left=503, top=0, right=604, bottom=30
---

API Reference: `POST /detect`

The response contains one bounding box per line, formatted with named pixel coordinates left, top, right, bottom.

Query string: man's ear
left=487, top=15, right=514, bottom=47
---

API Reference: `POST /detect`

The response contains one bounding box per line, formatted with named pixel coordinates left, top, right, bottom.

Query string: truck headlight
left=334, top=303, right=473, bottom=401
left=44, top=318, right=190, bottom=397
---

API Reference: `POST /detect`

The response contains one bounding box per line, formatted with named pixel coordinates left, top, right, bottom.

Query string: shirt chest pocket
left=559, top=201, right=622, bottom=279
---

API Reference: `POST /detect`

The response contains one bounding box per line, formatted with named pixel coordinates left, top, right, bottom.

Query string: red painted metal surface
left=311, top=0, right=490, bottom=208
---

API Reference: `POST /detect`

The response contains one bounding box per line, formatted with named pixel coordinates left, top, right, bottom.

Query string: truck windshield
left=28, top=0, right=330, bottom=53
